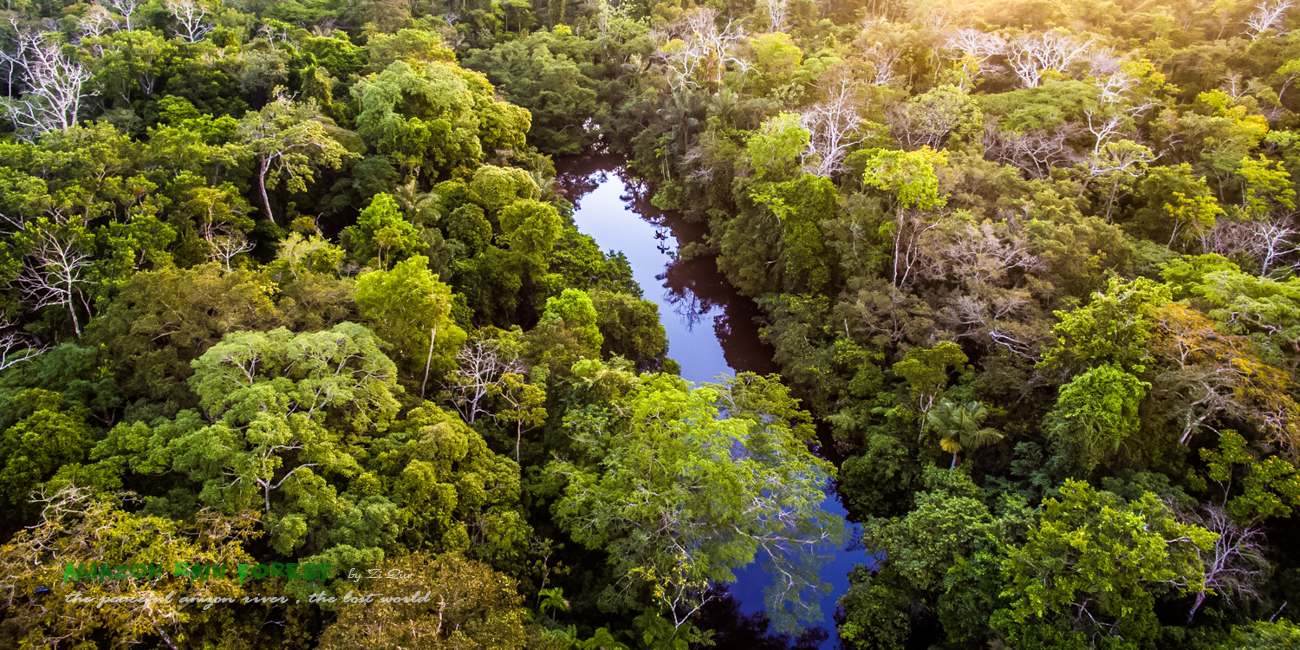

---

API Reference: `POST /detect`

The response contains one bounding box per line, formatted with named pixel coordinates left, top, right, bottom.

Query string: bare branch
left=106, top=0, right=142, bottom=31
left=165, top=0, right=214, bottom=43
left=13, top=223, right=92, bottom=337
left=800, top=73, right=866, bottom=176
left=1245, top=0, right=1294, bottom=40
left=445, top=336, right=524, bottom=423
left=0, top=26, right=93, bottom=138
left=1177, top=503, right=1269, bottom=622
left=1006, top=31, right=1093, bottom=88
left=0, top=319, right=47, bottom=371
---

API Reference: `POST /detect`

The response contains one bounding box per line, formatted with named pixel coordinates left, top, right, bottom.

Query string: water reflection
left=694, top=586, right=830, bottom=650
left=556, top=154, right=865, bottom=648
left=556, top=153, right=777, bottom=382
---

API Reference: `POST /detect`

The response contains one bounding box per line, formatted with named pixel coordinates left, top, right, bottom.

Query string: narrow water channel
left=556, top=154, right=864, bottom=648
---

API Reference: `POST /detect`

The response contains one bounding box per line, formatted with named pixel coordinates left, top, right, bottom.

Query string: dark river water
left=555, top=154, right=864, bottom=648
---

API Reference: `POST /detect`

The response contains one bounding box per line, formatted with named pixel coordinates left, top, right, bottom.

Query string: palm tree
left=391, top=179, right=438, bottom=225
left=925, top=398, right=1004, bottom=469
left=526, top=168, right=562, bottom=200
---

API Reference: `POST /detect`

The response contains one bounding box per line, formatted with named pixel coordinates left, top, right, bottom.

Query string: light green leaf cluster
left=1040, top=276, right=1171, bottom=376
left=996, top=481, right=1215, bottom=646
left=356, top=254, right=467, bottom=393
left=747, top=112, right=809, bottom=180
left=344, top=192, right=427, bottom=270
left=861, top=147, right=949, bottom=211
left=1045, top=364, right=1149, bottom=473
left=353, top=60, right=530, bottom=179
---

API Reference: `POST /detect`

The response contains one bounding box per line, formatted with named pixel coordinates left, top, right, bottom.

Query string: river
left=556, top=154, right=864, bottom=649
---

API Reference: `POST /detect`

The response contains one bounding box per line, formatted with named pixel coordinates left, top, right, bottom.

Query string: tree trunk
left=258, top=156, right=275, bottom=224
left=422, top=325, right=437, bottom=399
left=67, top=299, right=81, bottom=338
left=1187, top=590, right=1207, bottom=623
left=64, top=274, right=81, bottom=338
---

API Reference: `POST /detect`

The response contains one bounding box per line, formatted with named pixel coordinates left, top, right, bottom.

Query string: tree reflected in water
left=557, top=152, right=778, bottom=379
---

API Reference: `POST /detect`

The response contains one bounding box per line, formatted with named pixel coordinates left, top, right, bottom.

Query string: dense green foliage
left=5, top=0, right=1300, bottom=648
left=0, top=2, right=839, bottom=648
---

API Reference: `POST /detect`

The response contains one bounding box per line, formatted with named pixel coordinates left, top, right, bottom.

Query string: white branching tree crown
left=0, top=26, right=94, bottom=139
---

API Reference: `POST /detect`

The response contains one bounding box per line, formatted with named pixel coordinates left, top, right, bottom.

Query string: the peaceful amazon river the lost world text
left=2, top=0, right=1300, bottom=649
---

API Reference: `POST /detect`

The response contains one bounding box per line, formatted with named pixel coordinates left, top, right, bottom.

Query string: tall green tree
left=235, top=96, right=355, bottom=224
left=352, top=61, right=530, bottom=180
left=0, top=389, right=94, bottom=508
left=528, top=288, right=603, bottom=370
left=95, top=323, right=401, bottom=556
left=343, top=193, right=427, bottom=270
left=1044, top=365, right=1149, bottom=474
left=355, top=254, right=467, bottom=397
left=463, top=31, right=599, bottom=154
left=994, top=481, right=1215, bottom=648
left=549, top=372, right=843, bottom=632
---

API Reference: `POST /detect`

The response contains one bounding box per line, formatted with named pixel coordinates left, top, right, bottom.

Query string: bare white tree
left=0, top=319, right=47, bottom=371
left=800, top=74, right=866, bottom=176
left=165, top=0, right=214, bottom=44
left=1099, top=69, right=1139, bottom=108
left=945, top=28, right=1005, bottom=63
left=1006, top=31, right=1094, bottom=88
left=0, top=27, right=94, bottom=138
left=653, top=30, right=705, bottom=94
left=12, top=223, right=93, bottom=338
left=446, top=337, right=524, bottom=424
left=1091, top=59, right=1162, bottom=121
left=920, top=222, right=1044, bottom=285
left=682, top=8, right=745, bottom=86
left=759, top=0, right=790, bottom=33
left=942, top=288, right=1050, bottom=360
left=982, top=122, right=1082, bottom=178
left=1085, top=113, right=1157, bottom=178
left=653, top=9, right=746, bottom=94
left=1206, top=216, right=1300, bottom=277
left=1089, top=138, right=1157, bottom=219
left=1223, top=71, right=1253, bottom=103
left=106, top=0, right=143, bottom=31
left=864, top=42, right=903, bottom=86
left=76, top=6, right=117, bottom=45
left=1085, top=46, right=1120, bottom=78
left=1279, top=60, right=1300, bottom=102
left=258, top=21, right=292, bottom=49
left=209, top=230, right=255, bottom=271
left=1245, top=0, right=1294, bottom=40
left=1250, top=217, right=1300, bottom=276
left=942, top=27, right=1005, bottom=86
left=1201, top=218, right=1256, bottom=259
left=920, top=219, right=1051, bottom=358
left=889, top=212, right=941, bottom=289
left=1180, top=504, right=1269, bottom=623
